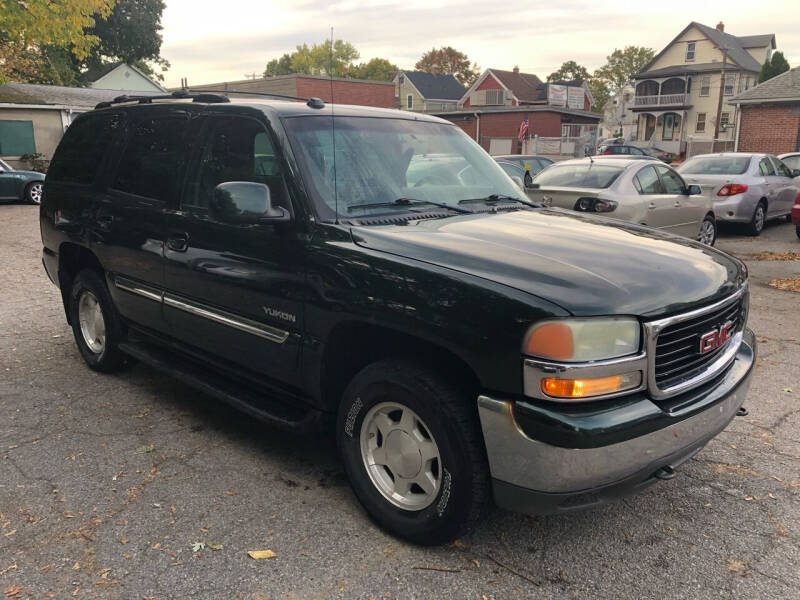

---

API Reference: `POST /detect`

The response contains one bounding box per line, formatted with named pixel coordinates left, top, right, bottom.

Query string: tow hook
left=654, top=465, right=676, bottom=481
left=736, top=407, right=748, bottom=417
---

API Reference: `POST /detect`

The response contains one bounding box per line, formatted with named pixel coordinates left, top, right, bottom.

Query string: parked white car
left=778, top=152, right=800, bottom=173
left=678, top=153, right=800, bottom=236
left=526, top=157, right=717, bottom=244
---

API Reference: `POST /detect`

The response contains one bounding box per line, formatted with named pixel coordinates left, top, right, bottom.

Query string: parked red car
left=792, top=190, right=800, bottom=239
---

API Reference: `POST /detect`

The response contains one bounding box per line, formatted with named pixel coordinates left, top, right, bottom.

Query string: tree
left=0, top=0, right=115, bottom=82
left=759, top=51, right=790, bottom=83
left=587, top=76, right=611, bottom=113
left=415, top=46, right=480, bottom=86
left=547, top=60, right=590, bottom=83
left=82, top=0, right=169, bottom=82
left=348, top=57, right=398, bottom=81
left=264, top=53, right=293, bottom=77
left=288, top=39, right=359, bottom=77
left=589, top=46, right=655, bottom=113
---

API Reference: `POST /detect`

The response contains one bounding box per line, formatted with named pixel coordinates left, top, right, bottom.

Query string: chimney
left=716, top=21, right=724, bottom=32
left=513, top=66, right=520, bottom=74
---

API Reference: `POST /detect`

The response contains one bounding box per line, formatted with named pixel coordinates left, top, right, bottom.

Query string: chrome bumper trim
left=479, top=330, right=754, bottom=494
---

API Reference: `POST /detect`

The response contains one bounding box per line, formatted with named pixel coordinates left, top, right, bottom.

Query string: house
left=88, top=63, right=167, bottom=93
left=632, top=21, right=776, bottom=154
left=459, top=67, right=593, bottom=111
left=183, top=74, right=395, bottom=108
left=599, top=84, right=637, bottom=141
left=393, top=71, right=465, bottom=112
left=730, top=66, right=800, bottom=154
left=0, top=82, right=158, bottom=168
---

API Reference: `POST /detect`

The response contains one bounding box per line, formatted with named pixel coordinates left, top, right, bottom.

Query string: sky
left=159, top=0, right=800, bottom=89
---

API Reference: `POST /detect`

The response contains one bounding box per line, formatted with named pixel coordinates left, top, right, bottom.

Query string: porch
left=635, top=110, right=687, bottom=154
left=633, top=77, right=692, bottom=109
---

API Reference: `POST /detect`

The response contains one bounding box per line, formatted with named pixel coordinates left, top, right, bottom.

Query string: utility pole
left=713, top=47, right=728, bottom=140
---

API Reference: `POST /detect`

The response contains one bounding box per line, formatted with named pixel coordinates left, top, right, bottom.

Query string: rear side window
left=634, top=166, right=663, bottom=194
left=758, top=158, right=775, bottom=176
left=112, top=116, right=188, bottom=201
left=48, top=113, right=123, bottom=185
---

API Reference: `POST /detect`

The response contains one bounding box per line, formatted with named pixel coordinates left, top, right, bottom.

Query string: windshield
left=0, top=159, right=12, bottom=171
left=283, top=116, right=526, bottom=219
left=531, top=164, right=623, bottom=189
left=678, top=156, right=751, bottom=175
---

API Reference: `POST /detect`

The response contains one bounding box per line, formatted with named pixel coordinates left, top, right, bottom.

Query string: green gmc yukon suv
left=40, top=92, right=756, bottom=545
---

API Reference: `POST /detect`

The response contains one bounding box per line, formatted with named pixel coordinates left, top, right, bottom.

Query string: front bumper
left=478, top=328, right=755, bottom=515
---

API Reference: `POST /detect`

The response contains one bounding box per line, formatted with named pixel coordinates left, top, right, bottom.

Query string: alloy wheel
left=697, top=218, right=716, bottom=245
left=28, top=182, right=43, bottom=204
left=78, top=291, right=106, bottom=354
left=359, top=402, right=442, bottom=511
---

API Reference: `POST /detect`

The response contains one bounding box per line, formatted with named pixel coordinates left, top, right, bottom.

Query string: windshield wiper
left=458, top=194, right=542, bottom=208
left=346, top=197, right=473, bottom=214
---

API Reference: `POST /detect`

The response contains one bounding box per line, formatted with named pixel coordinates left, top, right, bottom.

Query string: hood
left=351, top=209, right=745, bottom=318
left=9, top=170, right=45, bottom=179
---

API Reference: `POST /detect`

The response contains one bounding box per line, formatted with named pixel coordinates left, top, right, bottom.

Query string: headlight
left=523, top=318, right=640, bottom=362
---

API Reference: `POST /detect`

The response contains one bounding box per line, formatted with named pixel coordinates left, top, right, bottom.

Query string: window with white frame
left=700, top=76, right=711, bottom=96
left=485, top=89, right=504, bottom=105
left=723, top=73, right=735, bottom=95
left=406, top=94, right=413, bottom=109
left=686, top=42, right=696, bottom=61
left=696, top=112, right=706, bottom=133
left=720, top=112, right=730, bottom=130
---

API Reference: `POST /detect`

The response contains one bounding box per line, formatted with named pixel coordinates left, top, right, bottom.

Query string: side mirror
left=209, top=182, right=290, bottom=224
left=510, top=175, right=525, bottom=190
left=792, top=169, right=800, bottom=178
left=685, top=184, right=701, bottom=196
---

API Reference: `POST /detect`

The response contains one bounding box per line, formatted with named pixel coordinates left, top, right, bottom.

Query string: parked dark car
left=0, top=158, right=45, bottom=204
left=40, top=93, right=756, bottom=545
left=598, top=144, right=672, bottom=163
left=493, top=154, right=554, bottom=185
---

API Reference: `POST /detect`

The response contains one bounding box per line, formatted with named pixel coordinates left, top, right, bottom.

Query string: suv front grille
left=652, top=291, right=747, bottom=392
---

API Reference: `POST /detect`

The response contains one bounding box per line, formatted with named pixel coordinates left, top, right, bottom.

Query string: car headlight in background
left=523, top=318, right=640, bottom=362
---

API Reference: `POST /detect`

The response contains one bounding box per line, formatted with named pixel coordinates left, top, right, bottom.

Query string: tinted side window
left=657, top=166, right=685, bottom=194
left=48, top=114, right=123, bottom=185
left=112, top=116, right=188, bottom=201
left=634, top=166, right=662, bottom=194
left=758, top=158, right=775, bottom=176
left=188, top=116, right=285, bottom=210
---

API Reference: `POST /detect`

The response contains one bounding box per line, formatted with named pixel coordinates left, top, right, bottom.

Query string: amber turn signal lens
left=541, top=372, right=641, bottom=399
left=524, top=322, right=574, bottom=360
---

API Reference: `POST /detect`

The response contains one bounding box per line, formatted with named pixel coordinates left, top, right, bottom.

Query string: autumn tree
left=589, top=46, right=655, bottom=112
left=415, top=46, right=480, bottom=86
left=0, top=0, right=115, bottom=82
left=759, top=51, right=790, bottom=83
left=547, top=60, right=590, bottom=83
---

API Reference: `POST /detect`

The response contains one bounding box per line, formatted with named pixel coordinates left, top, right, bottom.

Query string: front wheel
left=25, top=181, right=43, bottom=205
left=337, top=360, right=489, bottom=545
left=697, top=214, right=717, bottom=246
left=747, top=202, right=766, bottom=236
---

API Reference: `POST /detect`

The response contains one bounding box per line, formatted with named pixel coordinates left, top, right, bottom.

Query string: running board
left=118, top=340, right=323, bottom=433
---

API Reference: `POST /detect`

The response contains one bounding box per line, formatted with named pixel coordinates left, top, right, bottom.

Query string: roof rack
left=185, top=88, right=326, bottom=109
left=94, top=90, right=230, bottom=109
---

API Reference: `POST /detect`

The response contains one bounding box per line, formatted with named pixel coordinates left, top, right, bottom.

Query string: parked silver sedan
left=678, top=153, right=800, bottom=236
left=527, top=157, right=717, bottom=244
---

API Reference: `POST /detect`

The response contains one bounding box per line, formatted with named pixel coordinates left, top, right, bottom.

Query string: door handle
left=673, top=201, right=681, bottom=207
left=167, top=232, right=189, bottom=252
left=648, top=202, right=657, bottom=210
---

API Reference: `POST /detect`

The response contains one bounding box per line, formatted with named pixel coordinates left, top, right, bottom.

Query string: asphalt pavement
left=1, top=204, right=798, bottom=599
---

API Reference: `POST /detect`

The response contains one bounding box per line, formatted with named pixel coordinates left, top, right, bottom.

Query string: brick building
left=731, top=67, right=800, bottom=154
left=182, top=74, right=395, bottom=108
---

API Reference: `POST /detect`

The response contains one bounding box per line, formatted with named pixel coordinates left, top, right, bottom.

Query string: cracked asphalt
left=1, top=203, right=799, bottom=599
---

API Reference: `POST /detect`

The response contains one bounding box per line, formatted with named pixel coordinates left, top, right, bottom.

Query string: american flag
left=517, top=115, right=529, bottom=140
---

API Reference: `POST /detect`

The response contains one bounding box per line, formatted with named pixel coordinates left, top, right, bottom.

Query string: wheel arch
left=58, top=243, right=105, bottom=323
left=319, top=320, right=482, bottom=414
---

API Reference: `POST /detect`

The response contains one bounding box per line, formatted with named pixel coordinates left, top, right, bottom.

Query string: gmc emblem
left=699, top=320, right=734, bottom=354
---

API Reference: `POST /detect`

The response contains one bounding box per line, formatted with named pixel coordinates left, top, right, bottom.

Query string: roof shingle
left=403, top=72, right=465, bottom=100
left=731, top=67, right=800, bottom=103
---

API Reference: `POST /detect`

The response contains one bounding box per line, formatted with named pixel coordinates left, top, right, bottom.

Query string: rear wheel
left=68, top=269, right=131, bottom=372
left=336, top=360, right=489, bottom=545
left=747, top=202, right=766, bottom=236
left=697, top=214, right=717, bottom=246
left=25, top=181, right=43, bottom=205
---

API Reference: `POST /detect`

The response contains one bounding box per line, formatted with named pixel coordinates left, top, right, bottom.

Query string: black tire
left=68, top=269, right=131, bottom=372
left=786, top=214, right=793, bottom=223
left=24, top=181, right=43, bottom=205
left=746, top=202, right=766, bottom=236
left=336, top=360, right=489, bottom=545
left=697, top=213, right=717, bottom=246
left=796, top=225, right=800, bottom=240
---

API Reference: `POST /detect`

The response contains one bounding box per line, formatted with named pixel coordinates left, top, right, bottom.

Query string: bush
left=19, top=152, right=49, bottom=174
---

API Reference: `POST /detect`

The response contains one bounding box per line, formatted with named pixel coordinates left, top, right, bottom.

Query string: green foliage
left=759, top=51, right=790, bottom=83
left=348, top=58, right=399, bottom=82
left=589, top=46, right=655, bottom=113
left=289, top=39, right=360, bottom=77
left=587, top=77, right=611, bottom=113
left=547, top=61, right=590, bottom=83
left=415, top=46, right=480, bottom=86
left=264, top=53, right=293, bottom=77
left=20, top=152, right=50, bottom=173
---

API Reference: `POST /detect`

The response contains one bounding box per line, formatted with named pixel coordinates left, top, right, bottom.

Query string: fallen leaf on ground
left=769, top=277, right=800, bottom=293
left=207, top=543, right=223, bottom=551
left=191, top=542, right=205, bottom=552
left=727, top=559, right=747, bottom=575
left=4, top=585, right=23, bottom=598
left=120, top=538, right=129, bottom=545
left=247, top=549, right=276, bottom=560
left=136, top=444, right=155, bottom=454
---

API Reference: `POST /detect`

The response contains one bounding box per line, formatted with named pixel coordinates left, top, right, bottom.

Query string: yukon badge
left=699, top=320, right=734, bottom=354
left=263, top=306, right=296, bottom=323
